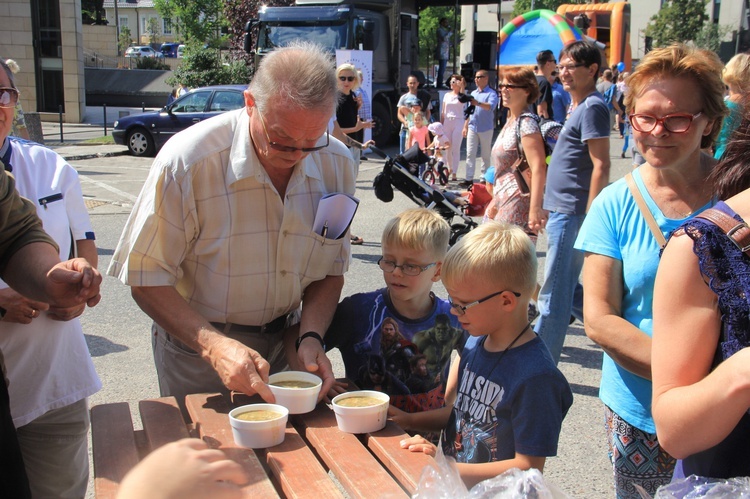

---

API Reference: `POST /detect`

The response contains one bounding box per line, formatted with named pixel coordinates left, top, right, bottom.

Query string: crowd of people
left=2, top=37, right=750, bottom=498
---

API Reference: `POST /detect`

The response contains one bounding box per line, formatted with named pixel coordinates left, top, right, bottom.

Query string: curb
left=60, top=150, right=130, bottom=161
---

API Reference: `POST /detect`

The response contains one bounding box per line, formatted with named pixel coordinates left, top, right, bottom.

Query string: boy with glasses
left=394, top=222, right=572, bottom=488
left=324, top=208, right=467, bottom=417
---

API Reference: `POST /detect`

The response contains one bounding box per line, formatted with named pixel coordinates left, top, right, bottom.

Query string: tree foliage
left=693, top=22, right=733, bottom=53
left=645, top=0, right=709, bottom=48
left=81, top=0, right=106, bottom=25
left=166, top=46, right=251, bottom=87
left=418, top=6, right=459, bottom=71
left=153, top=0, right=225, bottom=46
left=118, top=26, right=133, bottom=54
left=146, top=18, right=161, bottom=46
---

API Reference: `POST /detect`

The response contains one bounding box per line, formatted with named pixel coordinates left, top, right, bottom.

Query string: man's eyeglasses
left=0, top=88, right=19, bottom=109
left=556, top=63, right=586, bottom=73
left=449, top=289, right=520, bottom=316
left=629, top=112, right=703, bottom=134
left=339, top=76, right=356, bottom=82
left=499, top=83, right=526, bottom=89
left=377, top=257, right=436, bottom=276
left=256, top=106, right=329, bottom=153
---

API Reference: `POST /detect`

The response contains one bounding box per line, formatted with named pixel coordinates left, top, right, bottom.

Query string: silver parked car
left=124, top=46, right=164, bottom=58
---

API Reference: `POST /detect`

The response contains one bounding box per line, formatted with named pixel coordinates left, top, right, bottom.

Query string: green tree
left=146, top=18, right=161, bottom=46
left=118, top=26, right=133, bottom=53
left=166, top=46, right=250, bottom=88
left=136, top=57, right=170, bottom=70
left=153, top=0, right=225, bottom=45
left=645, top=0, right=709, bottom=48
left=693, top=22, right=732, bottom=53
left=418, top=6, right=459, bottom=73
left=81, top=0, right=106, bottom=25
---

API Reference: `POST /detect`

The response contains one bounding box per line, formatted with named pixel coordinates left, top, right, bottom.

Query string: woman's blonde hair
left=381, top=208, right=450, bottom=260
left=442, top=222, right=537, bottom=295
left=336, top=63, right=361, bottom=91
left=624, top=43, right=727, bottom=149
left=723, top=53, right=750, bottom=95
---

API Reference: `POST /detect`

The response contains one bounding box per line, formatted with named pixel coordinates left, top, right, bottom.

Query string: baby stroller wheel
left=438, top=165, right=449, bottom=186
left=450, top=223, right=473, bottom=246
left=421, top=170, right=436, bottom=186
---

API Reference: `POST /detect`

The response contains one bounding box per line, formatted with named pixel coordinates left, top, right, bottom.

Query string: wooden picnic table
left=91, top=390, right=436, bottom=498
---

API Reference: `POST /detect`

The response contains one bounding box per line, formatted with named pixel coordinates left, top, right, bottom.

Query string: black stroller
left=370, top=144, right=478, bottom=246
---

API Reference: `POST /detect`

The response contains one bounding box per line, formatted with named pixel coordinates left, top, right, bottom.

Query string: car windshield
left=258, top=23, right=348, bottom=53
left=170, top=91, right=210, bottom=113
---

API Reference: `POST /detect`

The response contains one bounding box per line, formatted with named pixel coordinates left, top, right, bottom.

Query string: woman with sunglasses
left=440, top=74, right=466, bottom=181
left=575, top=44, right=726, bottom=497
left=483, top=67, right=547, bottom=245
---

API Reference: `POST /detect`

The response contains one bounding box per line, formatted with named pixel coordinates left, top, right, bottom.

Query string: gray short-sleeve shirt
left=543, top=92, right=610, bottom=215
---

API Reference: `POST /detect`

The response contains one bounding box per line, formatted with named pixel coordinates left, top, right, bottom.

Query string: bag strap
left=694, top=208, right=750, bottom=257
left=514, top=113, right=540, bottom=160
left=624, top=172, right=667, bottom=248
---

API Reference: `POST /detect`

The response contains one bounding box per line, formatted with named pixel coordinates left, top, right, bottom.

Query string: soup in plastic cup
left=229, top=403, right=288, bottom=448
left=331, top=390, right=390, bottom=434
left=268, top=371, right=323, bottom=414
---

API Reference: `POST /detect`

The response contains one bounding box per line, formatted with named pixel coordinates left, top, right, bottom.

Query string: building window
left=163, top=18, right=172, bottom=35
left=119, top=16, right=128, bottom=28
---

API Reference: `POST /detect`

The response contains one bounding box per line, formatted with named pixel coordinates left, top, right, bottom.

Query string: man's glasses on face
left=448, top=289, right=521, bottom=316
left=556, top=63, right=586, bottom=73
left=0, top=88, right=19, bottom=109
left=377, top=257, right=436, bottom=276
left=256, top=106, right=329, bottom=153
left=629, top=112, right=703, bottom=134
left=339, top=76, right=356, bottom=82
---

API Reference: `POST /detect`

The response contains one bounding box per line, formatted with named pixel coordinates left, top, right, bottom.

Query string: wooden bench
left=91, top=392, right=435, bottom=498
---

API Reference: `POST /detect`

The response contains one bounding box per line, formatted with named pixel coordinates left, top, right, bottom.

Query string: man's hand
left=0, top=288, right=48, bottom=324
left=117, top=439, right=247, bottom=499
left=206, top=335, right=275, bottom=403
left=297, top=339, right=335, bottom=402
left=45, top=258, right=102, bottom=309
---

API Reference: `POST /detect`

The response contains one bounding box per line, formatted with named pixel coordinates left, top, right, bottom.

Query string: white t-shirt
left=0, top=138, right=101, bottom=427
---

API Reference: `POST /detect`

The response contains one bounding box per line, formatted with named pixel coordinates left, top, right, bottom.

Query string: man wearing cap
left=536, top=50, right=557, bottom=120
left=108, top=42, right=356, bottom=412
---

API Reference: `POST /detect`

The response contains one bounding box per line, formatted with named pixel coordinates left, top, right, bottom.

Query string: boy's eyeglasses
left=339, top=76, right=356, bottom=82
left=256, top=106, right=329, bottom=153
left=629, top=112, right=703, bottom=134
left=449, top=289, right=521, bottom=316
left=0, top=88, right=19, bottom=109
left=499, top=83, right=526, bottom=89
left=377, top=257, right=436, bottom=276
left=556, top=63, right=586, bottom=73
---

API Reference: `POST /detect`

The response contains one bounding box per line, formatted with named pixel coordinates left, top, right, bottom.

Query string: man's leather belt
left=210, top=314, right=288, bottom=335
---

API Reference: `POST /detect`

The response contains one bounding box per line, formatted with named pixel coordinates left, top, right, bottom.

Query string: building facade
left=103, top=0, right=180, bottom=48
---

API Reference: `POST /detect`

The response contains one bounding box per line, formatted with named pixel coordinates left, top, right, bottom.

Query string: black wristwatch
left=295, top=331, right=325, bottom=352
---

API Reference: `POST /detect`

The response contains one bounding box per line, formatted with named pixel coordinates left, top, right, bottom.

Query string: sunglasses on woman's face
left=339, top=76, right=356, bottom=82
left=0, top=88, right=19, bottom=109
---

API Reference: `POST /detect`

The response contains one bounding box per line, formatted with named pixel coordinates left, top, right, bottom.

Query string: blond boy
left=324, top=208, right=466, bottom=413
left=394, top=222, right=573, bottom=488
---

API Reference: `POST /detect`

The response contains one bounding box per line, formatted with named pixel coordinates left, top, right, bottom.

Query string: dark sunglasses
left=499, top=83, right=526, bottom=89
left=339, top=76, right=356, bottom=82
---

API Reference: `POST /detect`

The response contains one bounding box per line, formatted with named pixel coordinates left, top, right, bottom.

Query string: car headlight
left=114, top=121, right=119, bottom=127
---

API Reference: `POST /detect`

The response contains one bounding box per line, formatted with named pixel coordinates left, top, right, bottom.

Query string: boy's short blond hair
left=381, top=208, right=450, bottom=259
left=442, top=222, right=537, bottom=294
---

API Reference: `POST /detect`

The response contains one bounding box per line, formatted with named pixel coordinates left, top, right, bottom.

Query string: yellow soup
left=235, top=410, right=283, bottom=422
left=271, top=380, right=318, bottom=389
left=336, top=396, right=383, bottom=408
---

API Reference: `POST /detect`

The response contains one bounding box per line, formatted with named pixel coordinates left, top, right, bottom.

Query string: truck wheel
left=127, top=127, right=155, bottom=157
left=371, top=101, right=393, bottom=146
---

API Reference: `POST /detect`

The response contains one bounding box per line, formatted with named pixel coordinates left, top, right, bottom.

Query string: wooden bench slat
left=138, top=397, right=191, bottom=451
left=91, top=403, right=141, bottom=499
left=364, top=422, right=435, bottom=495
left=296, top=405, right=408, bottom=499
left=185, top=393, right=280, bottom=498
left=259, top=423, right=344, bottom=499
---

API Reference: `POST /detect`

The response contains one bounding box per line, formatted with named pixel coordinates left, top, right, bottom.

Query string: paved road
left=60, top=133, right=634, bottom=498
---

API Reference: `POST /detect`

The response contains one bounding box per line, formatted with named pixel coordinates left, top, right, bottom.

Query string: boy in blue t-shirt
left=393, top=222, right=573, bottom=488
left=324, top=208, right=467, bottom=414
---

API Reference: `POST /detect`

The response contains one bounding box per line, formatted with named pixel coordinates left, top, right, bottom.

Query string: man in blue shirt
left=463, top=70, right=498, bottom=183
left=534, top=41, right=611, bottom=364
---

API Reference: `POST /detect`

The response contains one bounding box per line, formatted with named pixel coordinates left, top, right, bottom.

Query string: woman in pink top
left=441, top=74, right=466, bottom=181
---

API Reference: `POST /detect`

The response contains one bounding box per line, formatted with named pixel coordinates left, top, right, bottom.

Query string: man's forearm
left=4, top=241, right=62, bottom=302
left=298, top=275, right=344, bottom=337
left=587, top=161, right=611, bottom=211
